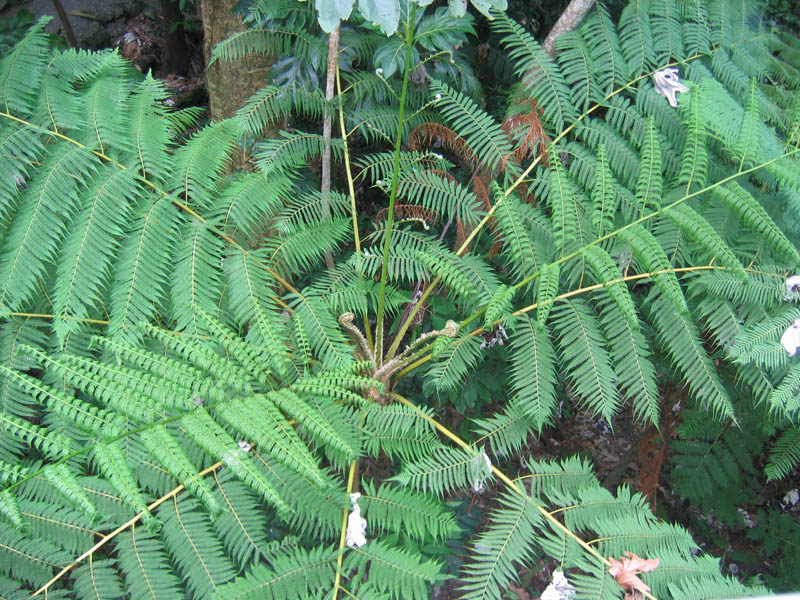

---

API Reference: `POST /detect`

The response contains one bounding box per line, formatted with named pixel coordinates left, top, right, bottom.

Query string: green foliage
left=1, top=1, right=800, bottom=598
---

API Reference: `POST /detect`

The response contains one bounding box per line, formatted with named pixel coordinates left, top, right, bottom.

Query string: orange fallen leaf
left=608, top=551, right=659, bottom=596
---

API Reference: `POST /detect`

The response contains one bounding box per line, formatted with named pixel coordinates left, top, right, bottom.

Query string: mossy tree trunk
left=199, top=0, right=275, bottom=130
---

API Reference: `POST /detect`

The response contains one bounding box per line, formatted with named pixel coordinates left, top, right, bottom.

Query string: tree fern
left=2, top=2, right=800, bottom=598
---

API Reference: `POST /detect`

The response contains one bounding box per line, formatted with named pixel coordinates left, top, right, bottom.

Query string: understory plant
left=1, top=0, right=799, bottom=598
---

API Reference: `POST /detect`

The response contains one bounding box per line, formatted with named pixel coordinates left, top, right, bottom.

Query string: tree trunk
left=541, top=0, right=595, bottom=56
left=160, top=0, right=191, bottom=76
left=199, top=0, right=275, bottom=126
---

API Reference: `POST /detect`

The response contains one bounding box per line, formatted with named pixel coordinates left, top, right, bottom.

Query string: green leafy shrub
left=1, top=1, right=799, bottom=598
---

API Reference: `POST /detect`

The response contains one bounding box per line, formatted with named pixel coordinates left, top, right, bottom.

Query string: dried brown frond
left=409, top=122, right=480, bottom=171
left=502, top=99, right=551, bottom=167
left=375, top=204, right=440, bottom=229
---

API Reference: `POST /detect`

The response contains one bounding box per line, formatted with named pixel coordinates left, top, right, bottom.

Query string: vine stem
left=388, top=392, right=658, bottom=600
left=374, top=4, right=418, bottom=367
left=335, top=60, right=372, bottom=349
left=331, top=459, right=359, bottom=600
left=33, top=461, right=224, bottom=596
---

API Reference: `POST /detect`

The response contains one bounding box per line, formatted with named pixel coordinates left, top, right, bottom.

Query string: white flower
left=345, top=493, right=367, bottom=548
left=434, top=93, right=442, bottom=102
left=375, top=67, right=384, bottom=76
left=780, top=319, right=800, bottom=356
left=238, top=440, right=251, bottom=453
left=784, top=275, right=800, bottom=300
left=541, top=570, right=576, bottom=600
left=653, top=67, right=689, bottom=107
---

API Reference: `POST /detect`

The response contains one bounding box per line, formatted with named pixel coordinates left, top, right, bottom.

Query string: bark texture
left=541, top=0, right=595, bottom=56
left=200, top=0, right=274, bottom=125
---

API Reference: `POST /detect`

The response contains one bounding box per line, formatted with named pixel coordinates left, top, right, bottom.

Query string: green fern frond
left=597, top=297, right=660, bottom=424
left=360, top=403, right=440, bottom=461
left=216, top=395, right=323, bottom=485
left=551, top=299, right=620, bottom=421
left=581, top=245, right=639, bottom=330
left=89, top=335, right=228, bottom=404
left=635, top=117, right=663, bottom=217
left=139, top=424, right=221, bottom=516
left=344, top=539, right=445, bottom=600
left=580, top=3, right=628, bottom=92
left=210, top=172, right=286, bottom=240
left=713, top=181, right=800, bottom=265
left=116, top=528, right=184, bottom=600
left=171, top=220, right=225, bottom=337
left=170, top=120, right=238, bottom=211
left=254, top=131, right=343, bottom=178
left=225, top=248, right=293, bottom=380
left=733, top=78, right=763, bottom=168
left=267, top=389, right=358, bottom=461
left=664, top=203, right=745, bottom=276
left=93, top=442, right=157, bottom=530
left=393, top=446, right=490, bottom=498
left=678, top=86, right=708, bottom=190
left=508, top=316, right=558, bottom=430
left=236, top=85, right=327, bottom=136
left=618, top=1, right=655, bottom=78
left=649, top=0, right=684, bottom=65
left=648, top=292, right=734, bottom=419
left=523, top=456, right=596, bottom=497
left=0, top=17, right=52, bottom=116
left=141, top=322, right=254, bottom=394
left=766, top=361, right=800, bottom=417
left=492, top=13, right=577, bottom=132
left=160, top=496, right=237, bottom=598
left=765, top=425, right=800, bottom=481
left=590, top=145, right=617, bottom=238
left=425, top=332, right=482, bottom=392
left=0, top=143, right=100, bottom=312
left=212, top=544, right=337, bottom=600
left=72, top=559, right=125, bottom=600
left=430, top=79, right=513, bottom=173
left=180, top=409, right=291, bottom=518
left=289, top=292, right=353, bottom=368
left=555, top=31, right=604, bottom=114
left=211, top=471, right=270, bottom=566
left=108, top=195, right=179, bottom=345
left=459, top=489, right=541, bottom=600
left=396, top=168, right=484, bottom=227
left=126, top=73, right=171, bottom=183
left=0, top=366, right=125, bottom=438
left=493, top=188, right=543, bottom=282
left=0, top=521, right=72, bottom=587
left=361, top=480, right=460, bottom=541
left=0, top=412, right=73, bottom=461
left=547, top=152, right=585, bottom=257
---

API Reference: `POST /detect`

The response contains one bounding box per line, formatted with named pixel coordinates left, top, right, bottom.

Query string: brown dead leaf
left=608, top=551, right=659, bottom=596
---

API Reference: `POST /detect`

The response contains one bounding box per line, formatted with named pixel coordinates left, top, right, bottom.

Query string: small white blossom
left=433, top=93, right=442, bottom=102
left=653, top=67, right=689, bottom=108
left=238, top=440, right=251, bottom=453
left=780, top=319, right=800, bottom=356
left=375, top=67, right=384, bottom=76
left=784, top=275, right=800, bottom=301
left=345, top=493, right=367, bottom=548
left=541, top=570, right=576, bottom=600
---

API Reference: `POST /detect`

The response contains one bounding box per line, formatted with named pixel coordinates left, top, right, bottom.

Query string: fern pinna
left=0, top=0, right=799, bottom=598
